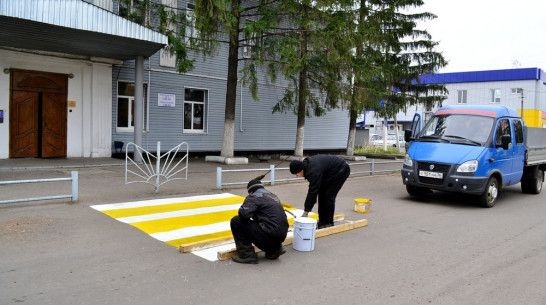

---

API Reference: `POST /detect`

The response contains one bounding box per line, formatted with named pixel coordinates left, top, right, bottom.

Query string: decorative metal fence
left=125, top=141, right=189, bottom=193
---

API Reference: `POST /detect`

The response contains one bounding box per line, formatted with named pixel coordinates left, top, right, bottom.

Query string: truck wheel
left=406, top=185, right=431, bottom=197
left=521, top=167, right=544, bottom=194
left=480, top=176, right=499, bottom=208
left=528, top=168, right=543, bottom=194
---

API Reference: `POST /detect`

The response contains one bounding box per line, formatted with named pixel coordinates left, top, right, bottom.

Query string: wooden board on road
left=217, top=218, right=368, bottom=261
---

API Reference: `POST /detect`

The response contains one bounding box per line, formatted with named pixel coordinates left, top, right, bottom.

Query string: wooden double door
left=9, top=69, right=68, bottom=158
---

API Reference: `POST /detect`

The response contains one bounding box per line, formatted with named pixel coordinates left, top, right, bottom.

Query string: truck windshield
left=418, top=114, right=494, bottom=145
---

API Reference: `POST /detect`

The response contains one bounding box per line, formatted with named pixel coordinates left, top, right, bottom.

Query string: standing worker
left=289, top=155, right=351, bottom=229
left=230, top=179, right=289, bottom=264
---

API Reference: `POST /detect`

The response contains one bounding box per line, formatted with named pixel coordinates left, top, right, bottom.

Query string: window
left=490, top=89, right=501, bottom=103
left=511, top=88, right=522, bottom=94
left=119, top=0, right=149, bottom=25
left=457, top=90, right=467, bottom=104
left=160, top=0, right=177, bottom=68
left=495, top=119, right=510, bottom=146
left=117, top=82, right=148, bottom=132
left=184, top=88, right=207, bottom=133
left=185, top=3, right=198, bottom=45
left=514, top=120, right=524, bottom=144
left=242, top=31, right=254, bottom=58
left=242, top=20, right=263, bottom=58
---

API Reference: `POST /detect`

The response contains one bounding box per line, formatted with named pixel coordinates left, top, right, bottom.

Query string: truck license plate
left=419, top=170, right=443, bottom=179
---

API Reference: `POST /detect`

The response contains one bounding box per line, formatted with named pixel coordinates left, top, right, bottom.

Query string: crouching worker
left=230, top=179, right=289, bottom=264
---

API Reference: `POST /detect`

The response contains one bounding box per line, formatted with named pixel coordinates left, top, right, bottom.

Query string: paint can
left=354, top=198, right=371, bottom=213
left=292, top=217, right=317, bottom=252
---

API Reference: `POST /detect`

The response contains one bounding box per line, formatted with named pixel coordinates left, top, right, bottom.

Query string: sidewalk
left=0, top=155, right=402, bottom=207
left=0, top=156, right=299, bottom=206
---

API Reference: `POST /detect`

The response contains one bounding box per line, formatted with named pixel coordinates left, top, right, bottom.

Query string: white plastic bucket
left=293, top=217, right=317, bottom=251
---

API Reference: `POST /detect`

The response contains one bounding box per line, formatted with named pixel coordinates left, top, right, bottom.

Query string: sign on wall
left=158, top=93, right=176, bottom=107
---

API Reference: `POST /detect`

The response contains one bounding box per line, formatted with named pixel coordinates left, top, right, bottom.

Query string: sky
left=416, top=0, right=546, bottom=73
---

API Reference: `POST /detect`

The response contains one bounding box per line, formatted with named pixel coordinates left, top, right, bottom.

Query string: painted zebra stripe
left=116, top=203, right=243, bottom=224
left=90, top=193, right=238, bottom=211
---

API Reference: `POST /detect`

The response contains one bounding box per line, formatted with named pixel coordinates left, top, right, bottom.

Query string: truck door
left=511, top=119, right=525, bottom=182
left=405, top=113, right=421, bottom=144
left=493, top=119, right=516, bottom=185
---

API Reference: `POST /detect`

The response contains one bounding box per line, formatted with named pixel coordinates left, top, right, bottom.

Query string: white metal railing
left=0, top=171, right=78, bottom=204
left=125, top=141, right=189, bottom=193
left=216, top=159, right=403, bottom=189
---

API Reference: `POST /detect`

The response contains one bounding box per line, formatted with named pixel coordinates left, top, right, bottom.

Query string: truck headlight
left=403, top=154, right=413, bottom=166
left=457, top=160, right=478, bottom=173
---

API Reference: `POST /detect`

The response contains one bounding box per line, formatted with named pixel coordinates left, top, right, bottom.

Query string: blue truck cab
left=401, top=105, right=545, bottom=207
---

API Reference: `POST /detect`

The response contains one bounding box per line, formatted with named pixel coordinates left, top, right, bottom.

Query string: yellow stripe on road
left=132, top=209, right=239, bottom=234
left=90, top=193, right=308, bottom=250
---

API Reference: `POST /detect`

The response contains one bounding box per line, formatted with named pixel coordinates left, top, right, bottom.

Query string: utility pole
left=520, top=88, right=524, bottom=120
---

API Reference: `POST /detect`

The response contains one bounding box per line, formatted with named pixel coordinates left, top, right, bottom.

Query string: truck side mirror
left=501, top=134, right=511, bottom=150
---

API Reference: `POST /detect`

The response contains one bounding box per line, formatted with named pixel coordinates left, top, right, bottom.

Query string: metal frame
left=216, top=159, right=403, bottom=189
left=0, top=171, right=78, bottom=204
left=125, top=141, right=189, bottom=193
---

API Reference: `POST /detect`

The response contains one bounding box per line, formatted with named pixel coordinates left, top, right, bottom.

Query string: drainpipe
left=239, top=81, right=244, bottom=132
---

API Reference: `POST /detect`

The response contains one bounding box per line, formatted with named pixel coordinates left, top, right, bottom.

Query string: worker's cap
left=247, top=179, right=263, bottom=193
left=289, top=160, right=304, bottom=174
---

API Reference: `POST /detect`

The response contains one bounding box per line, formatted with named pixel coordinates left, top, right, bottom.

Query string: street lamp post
left=520, top=89, right=524, bottom=120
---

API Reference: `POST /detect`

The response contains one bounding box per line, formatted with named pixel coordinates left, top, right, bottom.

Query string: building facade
left=0, top=0, right=351, bottom=159
left=0, top=0, right=167, bottom=159
left=363, top=68, right=546, bottom=139
left=109, top=0, right=350, bottom=156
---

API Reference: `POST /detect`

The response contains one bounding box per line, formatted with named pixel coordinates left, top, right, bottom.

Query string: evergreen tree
left=367, top=0, right=447, bottom=150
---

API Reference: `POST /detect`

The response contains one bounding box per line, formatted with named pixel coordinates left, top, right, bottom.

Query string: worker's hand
left=301, top=211, right=309, bottom=217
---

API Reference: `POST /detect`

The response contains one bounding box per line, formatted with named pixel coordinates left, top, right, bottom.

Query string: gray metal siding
left=111, top=0, right=350, bottom=153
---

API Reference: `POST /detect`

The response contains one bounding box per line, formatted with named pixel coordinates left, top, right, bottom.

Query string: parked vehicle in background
left=372, top=134, right=406, bottom=148
left=402, top=105, right=546, bottom=208
left=369, top=134, right=382, bottom=142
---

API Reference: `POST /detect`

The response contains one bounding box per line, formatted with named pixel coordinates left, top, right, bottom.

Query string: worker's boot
left=265, top=246, right=286, bottom=260
left=317, top=221, right=333, bottom=229
left=231, top=253, right=258, bottom=264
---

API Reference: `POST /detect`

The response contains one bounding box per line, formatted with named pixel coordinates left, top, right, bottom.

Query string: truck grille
left=416, top=162, right=451, bottom=185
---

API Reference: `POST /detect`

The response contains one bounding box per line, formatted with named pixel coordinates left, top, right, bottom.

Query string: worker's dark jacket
left=302, top=155, right=350, bottom=212
left=238, top=187, right=289, bottom=239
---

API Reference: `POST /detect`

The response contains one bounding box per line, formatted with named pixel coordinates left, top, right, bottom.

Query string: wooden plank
left=216, top=218, right=368, bottom=261
left=180, top=236, right=234, bottom=253
left=179, top=214, right=346, bottom=253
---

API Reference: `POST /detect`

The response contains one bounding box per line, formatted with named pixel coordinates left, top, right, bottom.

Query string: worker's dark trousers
left=317, top=165, right=351, bottom=225
left=230, top=216, right=283, bottom=257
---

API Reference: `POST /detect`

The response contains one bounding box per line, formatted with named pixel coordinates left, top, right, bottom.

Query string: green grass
left=355, top=146, right=403, bottom=155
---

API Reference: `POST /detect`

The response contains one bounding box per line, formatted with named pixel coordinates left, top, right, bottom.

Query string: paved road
left=1, top=157, right=545, bottom=305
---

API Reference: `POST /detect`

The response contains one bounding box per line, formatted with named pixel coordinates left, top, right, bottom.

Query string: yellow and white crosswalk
left=90, top=193, right=306, bottom=261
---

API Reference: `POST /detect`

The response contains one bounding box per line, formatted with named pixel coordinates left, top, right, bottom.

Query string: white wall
left=362, top=78, right=545, bottom=132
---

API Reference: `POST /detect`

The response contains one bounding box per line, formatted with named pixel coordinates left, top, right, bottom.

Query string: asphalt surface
left=2, top=156, right=546, bottom=305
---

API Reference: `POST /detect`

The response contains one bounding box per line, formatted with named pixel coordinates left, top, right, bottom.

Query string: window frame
left=457, top=89, right=467, bottom=104
left=116, top=81, right=149, bottom=133
left=183, top=87, right=208, bottom=134
left=495, top=119, right=511, bottom=146
left=490, top=89, right=501, bottom=103
left=185, top=3, right=198, bottom=46
left=118, top=0, right=150, bottom=26
left=159, top=0, right=177, bottom=67
left=242, top=19, right=263, bottom=59
left=514, top=119, right=524, bottom=144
